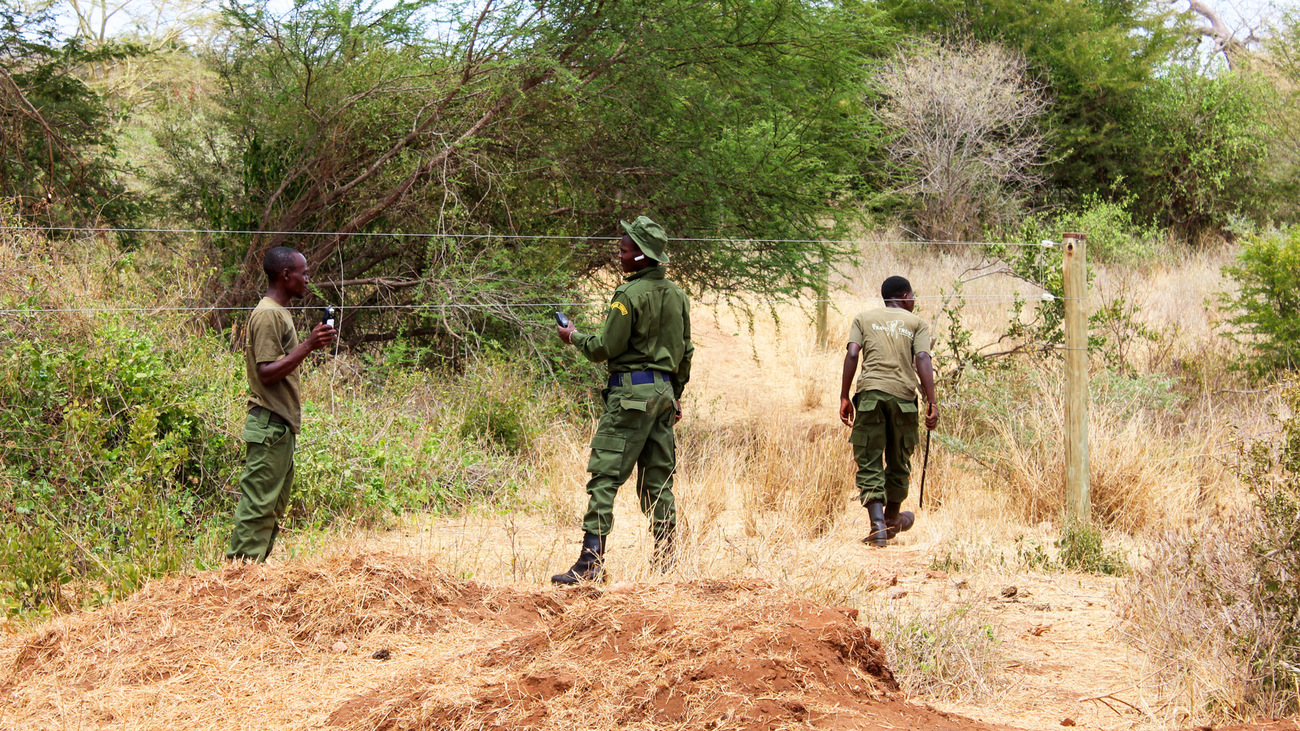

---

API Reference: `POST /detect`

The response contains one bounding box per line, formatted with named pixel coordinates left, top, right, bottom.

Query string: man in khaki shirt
left=838, top=276, right=939, bottom=548
left=227, top=246, right=336, bottom=562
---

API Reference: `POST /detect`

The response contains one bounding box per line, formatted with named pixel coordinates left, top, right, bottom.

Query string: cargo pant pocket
left=587, top=434, right=627, bottom=475
left=896, top=400, right=920, bottom=449
left=242, top=413, right=290, bottom=446
left=849, top=395, right=883, bottom=446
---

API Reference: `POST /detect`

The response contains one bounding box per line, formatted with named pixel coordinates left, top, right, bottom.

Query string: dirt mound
left=0, top=551, right=1002, bottom=730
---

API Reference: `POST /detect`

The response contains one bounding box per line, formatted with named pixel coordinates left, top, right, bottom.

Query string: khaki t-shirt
left=245, top=297, right=302, bottom=434
left=848, top=307, right=932, bottom=401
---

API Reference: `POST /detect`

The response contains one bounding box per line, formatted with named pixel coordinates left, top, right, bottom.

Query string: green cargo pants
left=582, top=372, right=677, bottom=537
left=226, top=410, right=296, bottom=562
left=849, top=390, right=919, bottom=506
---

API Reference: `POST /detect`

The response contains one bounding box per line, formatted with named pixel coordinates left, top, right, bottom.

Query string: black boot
left=552, top=532, right=606, bottom=585
left=884, top=502, right=915, bottom=540
left=651, top=524, right=676, bottom=573
left=863, top=500, right=888, bottom=548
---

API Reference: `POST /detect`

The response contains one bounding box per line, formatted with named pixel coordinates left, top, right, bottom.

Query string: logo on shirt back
left=872, top=320, right=913, bottom=338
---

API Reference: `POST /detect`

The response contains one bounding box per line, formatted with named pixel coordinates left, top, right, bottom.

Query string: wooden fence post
left=814, top=254, right=830, bottom=349
left=1062, top=232, right=1090, bottom=523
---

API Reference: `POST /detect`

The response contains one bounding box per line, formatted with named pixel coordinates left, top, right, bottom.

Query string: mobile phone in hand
left=322, top=306, right=336, bottom=328
left=554, top=311, right=571, bottom=328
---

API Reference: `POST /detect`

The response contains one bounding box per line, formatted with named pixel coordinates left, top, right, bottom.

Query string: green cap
left=620, top=215, right=670, bottom=264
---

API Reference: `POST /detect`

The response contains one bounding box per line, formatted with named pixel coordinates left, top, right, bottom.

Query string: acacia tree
left=0, top=1, right=140, bottom=228
left=873, top=40, right=1049, bottom=241
left=159, top=0, right=885, bottom=348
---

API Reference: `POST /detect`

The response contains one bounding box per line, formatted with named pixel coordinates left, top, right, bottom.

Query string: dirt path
left=682, top=301, right=1168, bottom=728
left=360, top=510, right=1165, bottom=730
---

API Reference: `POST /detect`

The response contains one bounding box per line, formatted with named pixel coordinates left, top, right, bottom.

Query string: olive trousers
left=849, top=390, right=919, bottom=506
left=227, top=410, right=296, bottom=562
left=582, top=374, right=677, bottom=537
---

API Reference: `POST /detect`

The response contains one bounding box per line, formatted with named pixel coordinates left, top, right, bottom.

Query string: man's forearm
left=840, top=353, right=858, bottom=402
left=258, top=341, right=313, bottom=386
left=916, top=353, right=937, bottom=404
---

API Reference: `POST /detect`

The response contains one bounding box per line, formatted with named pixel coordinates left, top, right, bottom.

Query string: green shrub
left=1130, top=70, right=1276, bottom=242
left=0, top=308, right=551, bottom=617
left=0, top=314, right=240, bottom=612
left=1055, top=521, right=1127, bottom=576
left=460, top=405, right=531, bottom=454
left=1052, top=194, right=1159, bottom=264
left=1220, top=226, right=1300, bottom=379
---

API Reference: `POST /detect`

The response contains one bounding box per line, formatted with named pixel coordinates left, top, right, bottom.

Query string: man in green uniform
left=227, top=246, right=337, bottom=562
left=838, top=275, right=939, bottom=548
left=552, top=215, right=694, bottom=584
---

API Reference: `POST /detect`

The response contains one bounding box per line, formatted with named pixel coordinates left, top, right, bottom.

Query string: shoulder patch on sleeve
left=611, top=301, right=629, bottom=316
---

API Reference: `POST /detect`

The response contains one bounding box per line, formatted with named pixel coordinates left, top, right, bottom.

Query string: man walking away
left=552, top=215, right=694, bottom=584
left=838, top=276, right=939, bottom=548
left=227, top=246, right=337, bottom=562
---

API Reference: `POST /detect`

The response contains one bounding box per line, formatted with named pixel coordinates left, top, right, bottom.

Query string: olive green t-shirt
left=245, top=297, right=302, bottom=434
left=848, top=307, right=932, bottom=401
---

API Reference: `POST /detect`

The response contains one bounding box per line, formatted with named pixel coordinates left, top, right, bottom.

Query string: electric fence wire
left=0, top=294, right=1067, bottom=316
left=0, top=223, right=1055, bottom=248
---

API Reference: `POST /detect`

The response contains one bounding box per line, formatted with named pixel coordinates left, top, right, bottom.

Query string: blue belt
left=608, top=370, right=671, bottom=388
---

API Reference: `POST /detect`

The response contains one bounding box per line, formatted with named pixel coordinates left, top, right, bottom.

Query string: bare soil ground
left=0, top=552, right=1006, bottom=730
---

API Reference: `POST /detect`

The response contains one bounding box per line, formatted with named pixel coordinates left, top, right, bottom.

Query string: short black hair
left=881, top=275, right=912, bottom=301
left=263, top=246, right=301, bottom=284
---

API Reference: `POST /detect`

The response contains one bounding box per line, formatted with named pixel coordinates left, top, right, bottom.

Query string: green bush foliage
left=0, top=3, right=142, bottom=230
left=1131, top=71, right=1277, bottom=241
left=1054, top=521, right=1127, bottom=576
left=1220, top=226, right=1300, bottom=378
left=0, top=315, right=238, bottom=614
left=0, top=304, right=556, bottom=617
left=1051, top=195, right=1159, bottom=264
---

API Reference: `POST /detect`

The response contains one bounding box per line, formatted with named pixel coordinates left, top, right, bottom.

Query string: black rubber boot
left=863, top=500, right=888, bottom=548
left=651, top=524, right=676, bottom=573
left=551, top=532, right=606, bottom=585
left=885, top=501, right=915, bottom=540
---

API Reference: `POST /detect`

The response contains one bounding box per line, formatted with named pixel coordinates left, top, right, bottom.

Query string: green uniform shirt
left=849, top=307, right=932, bottom=401
left=573, top=267, right=693, bottom=399
left=245, top=297, right=303, bottom=434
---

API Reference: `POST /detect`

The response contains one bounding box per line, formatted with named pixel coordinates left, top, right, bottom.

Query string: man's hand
left=557, top=322, right=577, bottom=345
left=306, top=323, right=338, bottom=352
left=674, top=399, right=683, bottom=425
left=925, top=401, right=940, bottom=431
left=839, top=397, right=855, bottom=427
